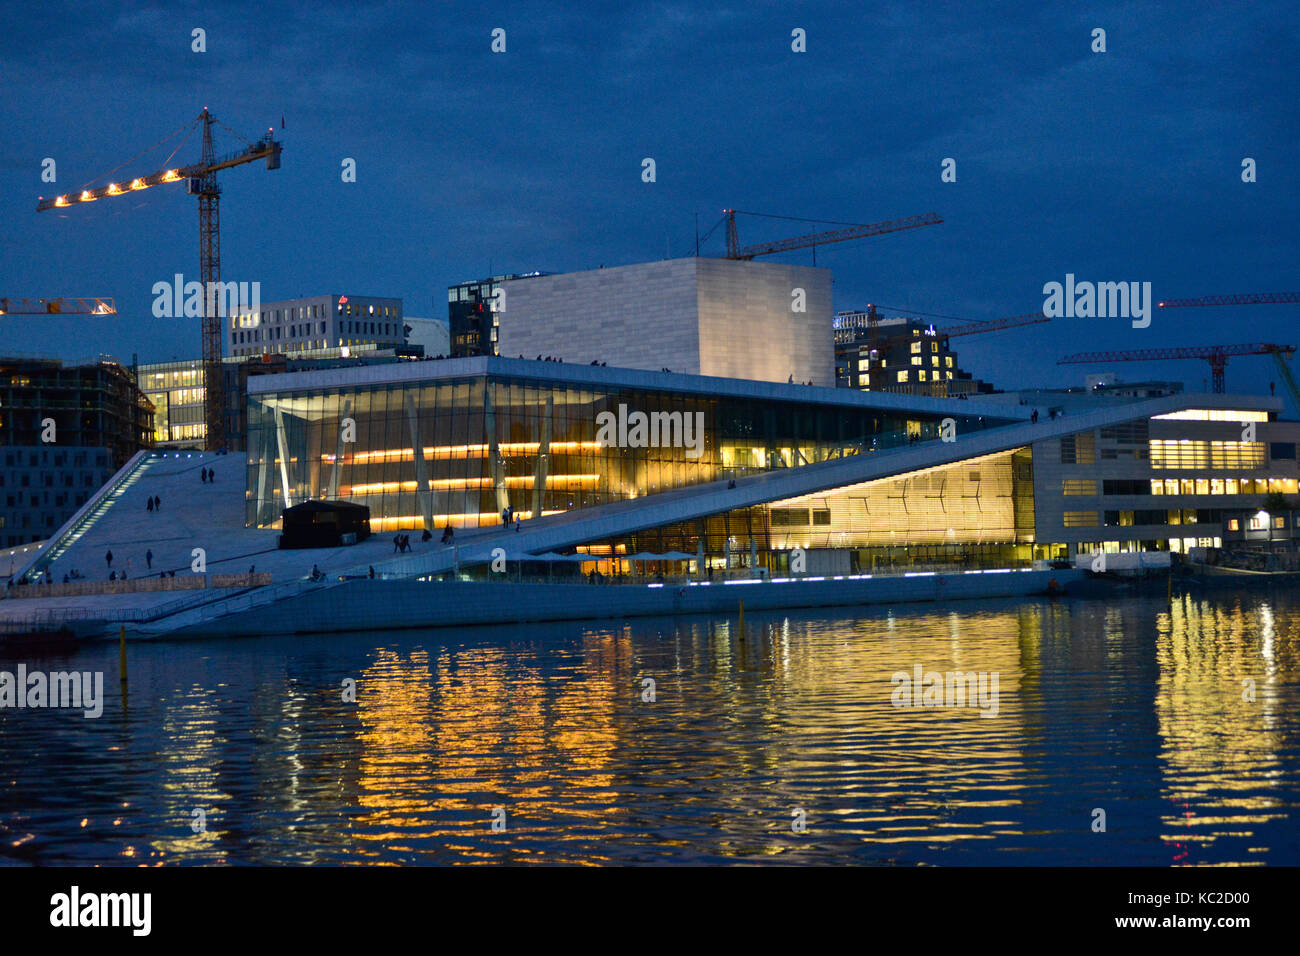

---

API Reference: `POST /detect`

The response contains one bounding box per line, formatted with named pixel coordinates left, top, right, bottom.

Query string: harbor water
left=1, top=588, right=1297, bottom=865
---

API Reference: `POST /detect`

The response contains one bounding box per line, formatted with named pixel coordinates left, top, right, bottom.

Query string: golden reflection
left=1155, top=595, right=1295, bottom=864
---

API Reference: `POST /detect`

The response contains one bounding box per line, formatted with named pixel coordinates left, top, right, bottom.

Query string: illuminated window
left=896, top=371, right=908, bottom=383
left=1062, top=480, right=1097, bottom=495
left=1063, top=511, right=1099, bottom=527
left=911, top=356, right=922, bottom=366
left=1153, top=409, right=1269, bottom=422
left=910, top=342, right=921, bottom=354
left=918, top=370, right=927, bottom=381
left=1148, top=440, right=1266, bottom=469
left=1227, top=519, right=1239, bottom=531
left=945, top=356, right=953, bottom=367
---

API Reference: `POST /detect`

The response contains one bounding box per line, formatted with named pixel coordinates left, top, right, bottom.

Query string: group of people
left=144, top=495, right=162, bottom=513
left=501, top=506, right=521, bottom=531
left=200, top=467, right=216, bottom=483
left=393, top=533, right=413, bottom=553
left=105, top=546, right=174, bottom=582
left=440, top=525, right=455, bottom=544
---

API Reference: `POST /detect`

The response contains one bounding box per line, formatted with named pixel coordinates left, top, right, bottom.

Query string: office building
left=834, top=307, right=995, bottom=396
left=0, top=356, right=153, bottom=546
left=227, top=294, right=403, bottom=358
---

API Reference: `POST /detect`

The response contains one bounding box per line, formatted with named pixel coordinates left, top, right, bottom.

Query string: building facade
left=834, top=308, right=995, bottom=396
left=403, top=316, right=451, bottom=358
left=242, top=356, right=1296, bottom=575
left=448, top=274, right=545, bottom=357
left=497, top=258, right=835, bottom=386
left=0, top=357, right=153, bottom=546
left=138, top=352, right=425, bottom=451
left=227, top=294, right=403, bottom=358
left=244, top=358, right=996, bottom=532
left=1031, top=404, right=1300, bottom=557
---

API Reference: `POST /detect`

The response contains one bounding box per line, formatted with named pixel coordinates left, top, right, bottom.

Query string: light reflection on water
left=1, top=590, right=1297, bottom=865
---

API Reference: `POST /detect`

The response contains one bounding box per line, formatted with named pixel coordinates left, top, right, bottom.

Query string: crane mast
left=35, top=108, right=281, bottom=451
left=196, top=109, right=225, bottom=450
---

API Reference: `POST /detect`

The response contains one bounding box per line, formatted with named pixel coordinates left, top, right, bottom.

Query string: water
left=2, top=589, right=1298, bottom=865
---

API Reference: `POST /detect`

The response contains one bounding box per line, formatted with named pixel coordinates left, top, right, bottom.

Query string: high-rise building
left=834, top=307, right=994, bottom=397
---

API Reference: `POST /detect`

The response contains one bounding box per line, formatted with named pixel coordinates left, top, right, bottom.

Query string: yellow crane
left=36, top=109, right=281, bottom=450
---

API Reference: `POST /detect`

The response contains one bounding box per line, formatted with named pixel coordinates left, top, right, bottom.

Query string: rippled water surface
left=2, top=590, right=1298, bottom=865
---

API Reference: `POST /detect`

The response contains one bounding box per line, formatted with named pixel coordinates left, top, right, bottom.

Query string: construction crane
left=1158, top=292, right=1300, bottom=308
left=941, top=312, right=1050, bottom=338
left=36, top=108, right=282, bottom=451
left=723, top=209, right=942, bottom=260
left=0, top=297, right=115, bottom=315
left=1058, top=343, right=1299, bottom=405
left=834, top=305, right=1048, bottom=344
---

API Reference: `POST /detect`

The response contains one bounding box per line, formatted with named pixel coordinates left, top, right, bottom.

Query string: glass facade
left=246, top=371, right=992, bottom=530
left=138, top=361, right=206, bottom=446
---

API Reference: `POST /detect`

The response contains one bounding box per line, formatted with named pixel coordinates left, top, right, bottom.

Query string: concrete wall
left=695, top=258, right=833, bottom=385
left=155, top=567, right=1083, bottom=639
left=499, top=259, right=702, bottom=372
left=498, top=258, right=834, bottom=385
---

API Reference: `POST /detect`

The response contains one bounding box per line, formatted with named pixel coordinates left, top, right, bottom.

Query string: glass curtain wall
left=247, top=373, right=986, bottom=530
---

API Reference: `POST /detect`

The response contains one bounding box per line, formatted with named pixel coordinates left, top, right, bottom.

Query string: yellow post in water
left=738, top=599, right=745, bottom=640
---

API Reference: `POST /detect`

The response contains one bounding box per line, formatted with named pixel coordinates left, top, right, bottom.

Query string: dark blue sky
left=2, top=2, right=1296, bottom=394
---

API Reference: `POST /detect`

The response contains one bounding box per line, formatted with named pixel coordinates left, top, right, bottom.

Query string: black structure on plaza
left=279, top=500, right=372, bottom=549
